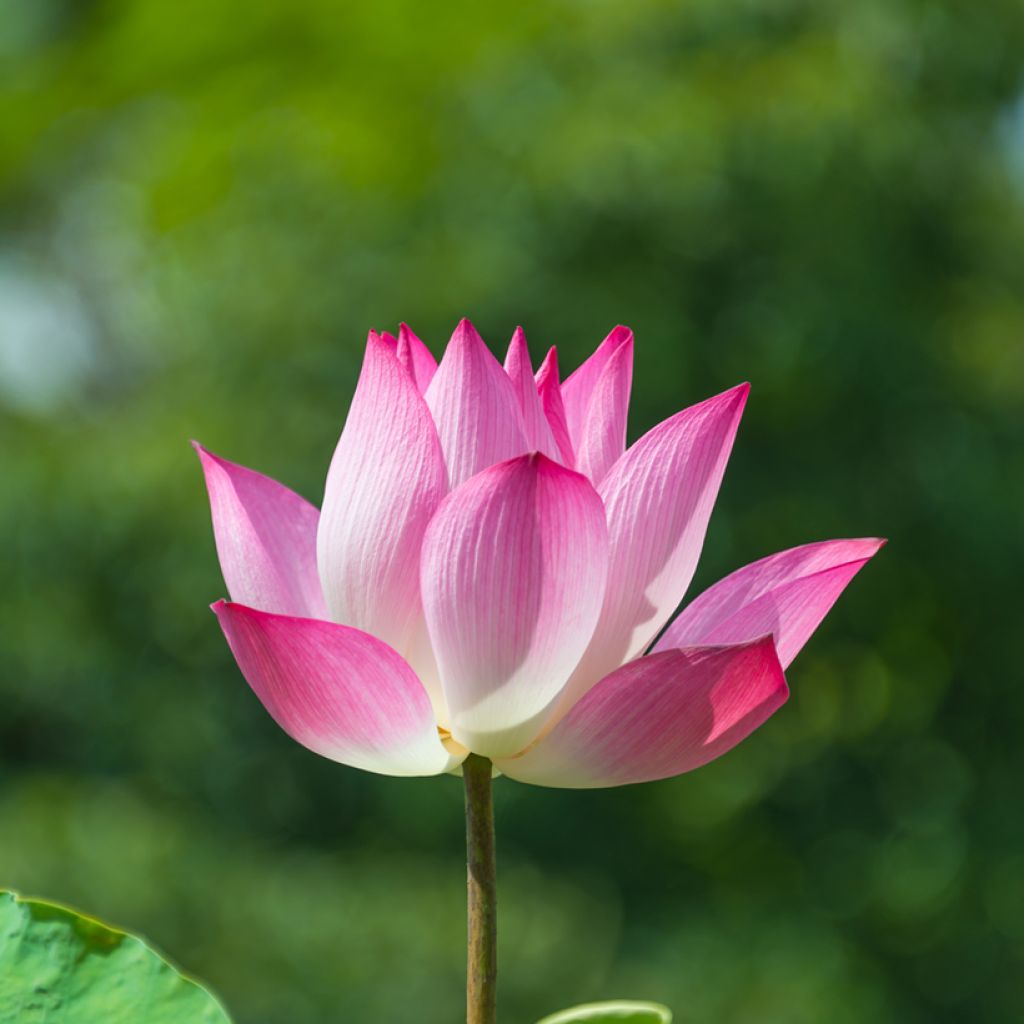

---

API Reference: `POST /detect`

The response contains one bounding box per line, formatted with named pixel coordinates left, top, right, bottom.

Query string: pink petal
left=214, top=602, right=461, bottom=776
left=496, top=637, right=787, bottom=788
left=560, top=325, right=633, bottom=454
left=195, top=444, right=328, bottom=619
left=396, top=322, right=437, bottom=393
left=420, top=454, right=609, bottom=758
left=550, top=384, right=749, bottom=720
left=654, top=538, right=885, bottom=668
left=317, top=331, right=448, bottom=675
left=379, top=330, right=398, bottom=351
left=503, top=327, right=561, bottom=461
left=574, top=330, right=633, bottom=486
left=535, top=347, right=575, bottom=466
left=424, top=319, right=529, bottom=487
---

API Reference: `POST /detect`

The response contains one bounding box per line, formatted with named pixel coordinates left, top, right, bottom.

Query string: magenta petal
left=654, top=538, right=885, bottom=668
left=574, top=330, right=633, bottom=486
left=317, top=332, right=448, bottom=668
left=420, top=454, right=609, bottom=758
left=503, top=327, right=561, bottom=461
left=214, top=602, right=460, bottom=776
left=496, top=637, right=787, bottom=788
left=535, top=347, right=575, bottom=466
left=560, top=325, right=633, bottom=454
left=424, top=319, right=529, bottom=487
left=551, top=384, right=749, bottom=719
left=195, top=444, right=328, bottom=619
left=396, top=322, right=437, bottom=393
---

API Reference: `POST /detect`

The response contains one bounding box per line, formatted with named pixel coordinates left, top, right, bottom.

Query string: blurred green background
left=2, top=1, right=1023, bottom=1021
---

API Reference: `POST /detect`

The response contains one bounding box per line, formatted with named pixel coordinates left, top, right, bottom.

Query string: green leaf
left=0, top=890, right=231, bottom=1023
left=536, top=1001, right=672, bottom=1024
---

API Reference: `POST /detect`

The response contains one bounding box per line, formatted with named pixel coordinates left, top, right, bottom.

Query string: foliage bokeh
left=3, top=1, right=1023, bottom=1020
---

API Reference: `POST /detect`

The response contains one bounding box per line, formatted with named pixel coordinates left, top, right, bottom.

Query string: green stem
left=463, top=753, right=497, bottom=1024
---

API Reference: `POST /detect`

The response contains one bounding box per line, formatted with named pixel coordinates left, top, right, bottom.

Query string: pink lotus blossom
left=197, top=320, right=882, bottom=788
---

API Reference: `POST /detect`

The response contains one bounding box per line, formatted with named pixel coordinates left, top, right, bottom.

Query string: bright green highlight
left=0, top=890, right=231, bottom=1024
left=537, top=1001, right=672, bottom=1024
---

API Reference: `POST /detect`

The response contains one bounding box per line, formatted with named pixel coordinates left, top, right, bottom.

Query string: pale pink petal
left=424, top=319, right=529, bottom=487
left=548, top=384, right=749, bottom=722
left=420, top=454, right=609, bottom=758
left=560, top=325, right=633, bottom=453
left=654, top=538, right=885, bottom=668
left=535, top=346, right=575, bottom=466
left=195, top=444, right=328, bottom=619
left=574, top=331, right=633, bottom=486
left=214, top=602, right=461, bottom=776
left=496, top=637, right=786, bottom=788
left=317, top=332, right=448, bottom=685
left=503, top=327, right=560, bottom=461
left=396, top=322, right=437, bottom=393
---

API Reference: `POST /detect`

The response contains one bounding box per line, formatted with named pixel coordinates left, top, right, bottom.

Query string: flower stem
left=463, top=753, right=497, bottom=1024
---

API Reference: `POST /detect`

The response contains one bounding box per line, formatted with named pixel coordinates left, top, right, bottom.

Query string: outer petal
left=654, top=538, right=885, bottom=668
left=560, top=325, right=633, bottom=453
left=535, top=347, right=575, bottom=466
left=396, top=322, right=437, bottom=393
left=496, top=637, right=786, bottom=788
left=424, top=319, right=528, bottom=488
left=574, top=330, right=633, bottom=486
left=503, top=327, right=560, bottom=461
left=420, top=454, right=609, bottom=758
left=549, top=384, right=749, bottom=722
left=317, top=332, right=448, bottom=667
left=214, top=602, right=461, bottom=776
left=195, top=444, right=328, bottom=619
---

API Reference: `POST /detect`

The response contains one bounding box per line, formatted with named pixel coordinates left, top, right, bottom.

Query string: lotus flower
left=197, top=320, right=882, bottom=788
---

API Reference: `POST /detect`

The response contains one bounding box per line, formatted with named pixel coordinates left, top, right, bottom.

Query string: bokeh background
left=3, top=1, right=1023, bottom=1021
